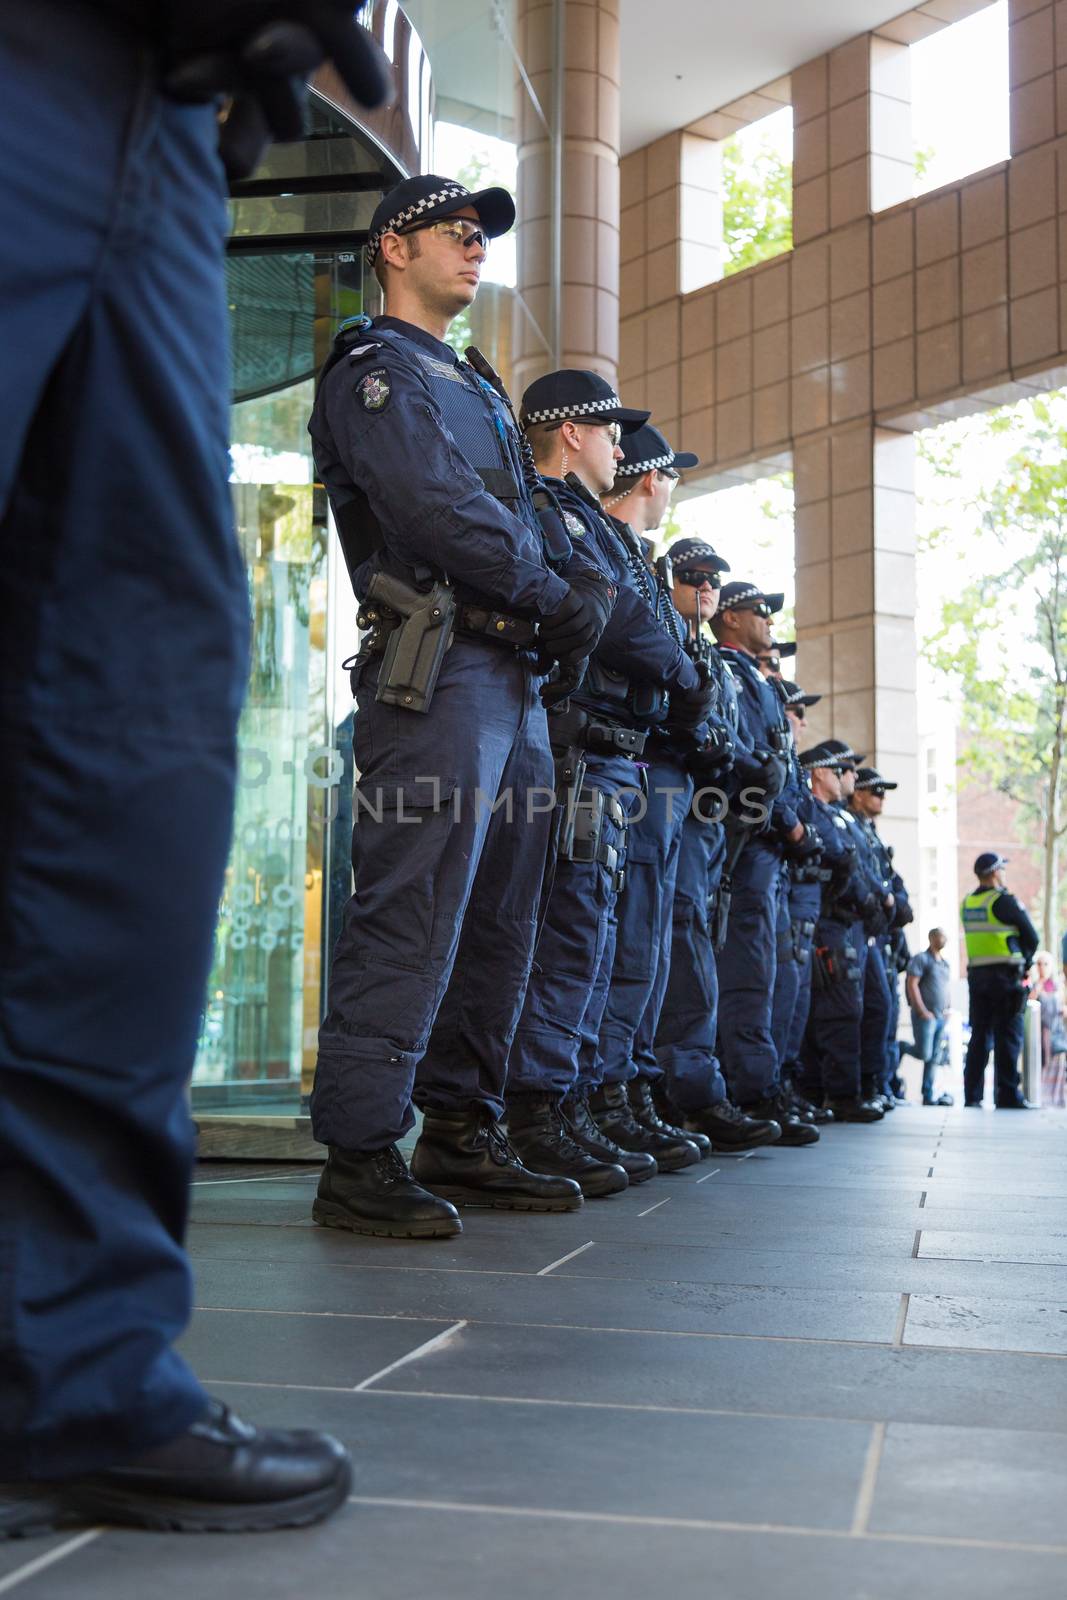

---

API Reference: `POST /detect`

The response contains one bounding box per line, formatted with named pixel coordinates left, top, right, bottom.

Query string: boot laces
left=485, top=1120, right=522, bottom=1167
left=549, top=1101, right=591, bottom=1162
left=370, top=1145, right=409, bottom=1187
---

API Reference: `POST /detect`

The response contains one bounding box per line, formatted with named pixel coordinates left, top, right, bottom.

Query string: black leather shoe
left=0, top=1402, right=351, bottom=1536
left=995, top=1097, right=1036, bottom=1109
left=630, top=1076, right=711, bottom=1157
left=825, top=1096, right=885, bottom=1123
left=590, top=1082, right=701, bottom=1171
left=747, top=1090, right=820, bottom=1145
left=683, top=1099, right=782, bottom=1152
left=923, top=1092, right=954, bottom=1106
left=312, top=1144, right=462, bottom=1239
left=412, top=1109, right=583, bottom=1211
left=505, top=1093, right=628, bottom=1198
left=562, top=1090, right=658, bottom=1183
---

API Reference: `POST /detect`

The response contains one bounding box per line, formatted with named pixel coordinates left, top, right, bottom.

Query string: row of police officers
left=307, top=172, right=922, bottom=1240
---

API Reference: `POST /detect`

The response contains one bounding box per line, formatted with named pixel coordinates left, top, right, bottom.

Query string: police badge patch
left=358, top=369, right=391, bottom=412
left=563, top=511, right=586, bottom=539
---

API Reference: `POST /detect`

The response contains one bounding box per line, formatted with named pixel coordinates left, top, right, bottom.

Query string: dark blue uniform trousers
left=654, top=816, right=729, bottom=1109
left=312, top=643, right=555, bottom=1152
left=597, top=756, right=691, bottom=1086
left=964, top=968, right=1025, bottom=1105
left=0, top=4, right=246, bottom=1476
left=860, top=937, right=893, bottom=1095
left=799, top=922, right=863, bottom=1101
left=507, top=754, right=635, bottom=1095
left=772, top=876, right=821, bottom=1071
left=717, top=839, right=786, bottom=1104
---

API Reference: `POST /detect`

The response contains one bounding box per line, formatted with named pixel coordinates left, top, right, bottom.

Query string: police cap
left=718, top=581, right=785, bottom=614
left=799, top=742, right=846, bottom=772
left=974, top=851, right=1009, bottom=875
left=668, top=536, right=730, bottom=574
left=822, top=737, right=865, bottom=770
left=855, top=765, right=898, bottom=794
left=366, top=174, right=516, bottom=266
left=614, top=423, right=699, bottom=478
left=773, top=639, right=798, bottom=658
left=520, top=370, right=650, bottom=433
left=781, top=679, right=821, bottom=708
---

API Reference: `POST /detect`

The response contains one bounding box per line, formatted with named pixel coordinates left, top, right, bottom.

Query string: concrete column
left=514, top=0, right=621, bottom=392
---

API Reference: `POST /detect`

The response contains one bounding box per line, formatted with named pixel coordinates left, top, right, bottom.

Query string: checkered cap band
left=801, top=751, right=844, bottom=771
left=365, top=184, right=470, bottom=265
left=523, top=395, right=623, bottom=426
left=724, top=585, right=761, bottom=605
left=616, top=451, right=675, bottom=477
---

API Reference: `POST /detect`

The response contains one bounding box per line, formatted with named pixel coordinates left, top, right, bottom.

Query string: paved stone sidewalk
left=4, top=1105, right=1066, bottom=1598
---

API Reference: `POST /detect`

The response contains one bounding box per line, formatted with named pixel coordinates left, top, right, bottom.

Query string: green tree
left=721, top=134, right=792, bottom=276
left=922, top=396, right=1067, bottom=948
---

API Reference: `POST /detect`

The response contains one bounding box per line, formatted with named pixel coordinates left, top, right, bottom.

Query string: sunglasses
left=759, top=654, right=782, bottom=671
left=401, top=217, right=490, bottom=252
left=789, top=707, right=806, bottom=721
left=675, top=568, right=721, bottom=589
left=546, top=418, right=623, bottom=446
left=730, top=601, right=773, bottom=619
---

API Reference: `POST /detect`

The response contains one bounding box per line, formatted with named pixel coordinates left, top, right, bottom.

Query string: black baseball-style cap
left=718, top=581, right=785, bottom=613
left=365, top=174, right=516, bottom=265
left=668, top=536, right=730, bottom=573
left=773, top=639, right=797, bottom=658
left=781, top=679, right=821, bottom=708
left=520, top=370, right=650, bottom=432
left=855, top=766, right=897, bottom=794
left=974, top=851, right=1009, bottom=875
left=614, top=423, right=699, bottom=478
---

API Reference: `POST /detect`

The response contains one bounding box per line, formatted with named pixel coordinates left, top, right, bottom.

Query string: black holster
left=359, top=571, right=456, bottom=714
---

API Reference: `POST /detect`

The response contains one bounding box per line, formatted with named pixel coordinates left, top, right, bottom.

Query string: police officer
left=771, top=681, right=835, bottom=1124
left=709, top=585, right=819, bottom=1144
left=581, top=426, right=726, bottom=1171
left=962, top=853, right=1039, bottom=1107
left=796, top=747, right=885, bottom=1122
left=308, top=176, right=619, bottom=1237
left=851, top=767, right=914, bottom=1103
left=505, top=379, right=695, bottom=1192
left=651, top=539, right=783, bottom=1152
left=0, top=0, right=389, bottom=1541
left=849, top=765, right=912, bottom=1107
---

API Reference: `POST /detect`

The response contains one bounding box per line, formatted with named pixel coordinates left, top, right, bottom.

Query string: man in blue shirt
left=899, top=929, right=954, bottom=1105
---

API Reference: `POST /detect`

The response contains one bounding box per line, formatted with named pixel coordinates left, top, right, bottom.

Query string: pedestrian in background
left=899, top=928, right=954, bottom=1106
left=1034, top=952, right=1067, bottom=1107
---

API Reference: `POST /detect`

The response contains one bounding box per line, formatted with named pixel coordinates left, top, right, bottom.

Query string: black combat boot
left=682, top=1099, right=782, bottom=1152
left=745, top=1087, right=820, bottom=1146
left=630, top=1076, right=711, bottom=1158
left=562, top=1089, right=658, bottom=1184
left=312, top=1145, right=462, bottom=1239
left=589, top=1082, right=700, bottom=1172
left=505, top=1093, right=628, bottom=1198
left=782, top=1074, right=834, bottom=1124
left=411, top=1108, right=583, bottom=1211
left=824, top=1095, right=885, bottom=1123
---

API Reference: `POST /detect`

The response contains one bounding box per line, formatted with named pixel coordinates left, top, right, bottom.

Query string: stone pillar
left=514, top=0, right=621, bottom=393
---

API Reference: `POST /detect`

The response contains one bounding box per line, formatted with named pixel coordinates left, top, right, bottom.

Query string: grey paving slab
left=177, top=1307, right=451, bottom=1388
left=192, top=1255, right=902, bottom=1341
left=207, top=1385, right=872, bottom=1531
left=359, top=1317, right=1067, bottom=1432
left=870, top=1421, right=1067, bottom=1545
left=553, top=1243, right=1067, bottom=1302
left=919, top=1229, right=1067, bottom=1266
left=18, top=1513, right=1067, bottom=1600
left=0, top=1532, right=76, bottom=1581
left=186, top=1219, right=597, bottom=1275
left=905, top=1293, right=1067, bottom=1355
left=910, top=1202, right=1067, bottom=1234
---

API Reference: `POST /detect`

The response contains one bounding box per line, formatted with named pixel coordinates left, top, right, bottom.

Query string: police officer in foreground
left=308, top=175, right=618, bottom=1237
left=0, top=0, right=391, bottom=1542
left=795, top=746, right=885, bottom=1121
left=505, top=381, right=695, bottom=1192
left=652, top=539, right=783, bottom=1152
left=709, top=586, right=820, bottom=1144
left=962, top=853, right=1039, bottom=1107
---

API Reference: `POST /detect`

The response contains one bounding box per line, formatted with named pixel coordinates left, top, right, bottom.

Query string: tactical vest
left=962, top=889, right=1021, bottom=967
left=320, top=317, right=555, bottom=587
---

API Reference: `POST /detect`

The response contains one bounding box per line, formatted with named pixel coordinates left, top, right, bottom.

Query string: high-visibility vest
left=961, top=889, right=1021, bottom=967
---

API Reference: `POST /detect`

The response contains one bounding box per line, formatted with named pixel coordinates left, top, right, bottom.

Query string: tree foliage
left=921, top=395, right=1067, bottom=945
left=721, top=134, right=792, bottom=276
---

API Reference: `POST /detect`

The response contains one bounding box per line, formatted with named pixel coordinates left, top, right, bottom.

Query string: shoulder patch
left=357, top=369, right=391, bottom=413
left=345, top=343, right=383, bottom=363
left=833, top=813, right=848, bottom=830
left=563, top=511, right=586, bottom=539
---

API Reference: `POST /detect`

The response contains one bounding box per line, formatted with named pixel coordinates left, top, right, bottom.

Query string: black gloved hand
left=540, top=660, right=587, bottom=710
left=755, top=748, right=787, bottom=798
left=687, top=725, right=735, bottom=783
left=161, top=3, right=393, bottom=179
left=538, top=571, right=615, bottom=667
left=669, top=662, right=716, bottom=731
left=785, top=822, right=823, bottom=863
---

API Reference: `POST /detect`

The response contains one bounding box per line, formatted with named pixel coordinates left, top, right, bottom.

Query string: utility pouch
left=363, top=572, right=456, bottom=714
left=712, top=880, right=733, bottom=953
left=842, top=942, right=861, bottom=983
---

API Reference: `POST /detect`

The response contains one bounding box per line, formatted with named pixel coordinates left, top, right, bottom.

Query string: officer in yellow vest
left=962, top=852, right=1039, bottom=1107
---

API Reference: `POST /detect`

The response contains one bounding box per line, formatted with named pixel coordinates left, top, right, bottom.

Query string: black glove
left=540, top=660, right=587, bottom=710
left=893, top=899, right=915, bottom=928
left=161, top=3, right=393, bottom=179
left=538, top=571, right=615, bottom=667
left=669, top=662, right=716, bottom=731
left=785, top=822, right=823, bottom=864
left=687, top=725, right=735, bottom=784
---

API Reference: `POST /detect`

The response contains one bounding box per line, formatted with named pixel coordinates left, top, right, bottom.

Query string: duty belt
left=362, top=601, right=537, bottom=654
left=547, top=705, right=647, bottom=759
